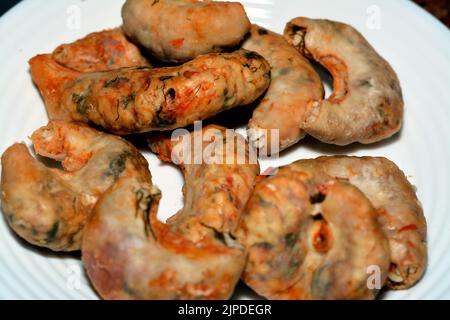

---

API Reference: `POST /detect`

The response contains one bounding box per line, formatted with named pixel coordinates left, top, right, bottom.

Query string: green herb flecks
left=258, top=196, right=273, bottom=208
left=135, top=188, right=156, bottom=239
left=123, top=282, right=137, bottom=296
left=121, top=93, right=136, bottom=109
left=134, top=66, right=152, bottom=71
left=72, top=84, right=93, bottom=117
left=155, top=106, right=176, bottom=128
left=288, top=255, right=300, bottom=274
left=159, top=75, right=174, bottom=81
left=256, top=242, right=273, bottom=250
left=311, top=265, right=331, bottom=298
left=285, top=233, right=298, bottom=247
left=47, top=222, right=59, bottom=243
left=72, top=93, right=89, bottom=117
left=104, top=76, right=129, bottom=88
left=277, top=68, right=291, bottom=76
left=105, top=151, right=132, bottom=180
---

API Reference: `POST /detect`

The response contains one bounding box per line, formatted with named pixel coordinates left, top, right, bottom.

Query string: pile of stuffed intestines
left=0, top=0, right=426, bottom=300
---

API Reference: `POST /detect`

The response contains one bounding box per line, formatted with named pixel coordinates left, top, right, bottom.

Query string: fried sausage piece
left=149, top=125, right=260, bottom=241
left=52, top=27, right=149, bottom=72
left=243, top=25, right=324, bottom=153
left=83, top=125, right=259, bottom=299
left=236, top=161, right=390, bottom=299
left=30, top=50, right=270, bottom=134
left=310, top=156, right=427, bottom=289
left=284, top=18, right=403, bottom=145
left=29, top=54, right=80, bottom=120
left=122, top=0, right=251, bottom=63
left=30, top=28, right=150, bottom=120
left=0, top=121, right=150, bottom=251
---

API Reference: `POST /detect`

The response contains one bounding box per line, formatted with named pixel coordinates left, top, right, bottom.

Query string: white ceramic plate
left=1, top=0, right=450, bottom=300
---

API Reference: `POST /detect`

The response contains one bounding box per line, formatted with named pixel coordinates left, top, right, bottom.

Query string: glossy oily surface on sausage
left=284, top=17, right=404, bottom=145
left=122, top=0, right=251, bottom=63
left=30, top=28, right=150, bottom=120
left=34, top=50, right=270, bottom=134
left=0, top=121, right=150, bottom=251
left=52, top=27, right=150, bottom=73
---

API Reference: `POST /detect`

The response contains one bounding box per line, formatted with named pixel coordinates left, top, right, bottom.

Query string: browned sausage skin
left=52, top=27, right=150, bottom=72
left=310, top=156, right=427, bottom=289
left=243, top=25, right=324, bottom=153
left=30, top=50, right=270, bottom=134
left=30, top=28, right=150, bottom=120
left=0, top=121, right=150, bottom=251
left=237, top=160, right=390, bottom=299
left=122, top=0, right=251, bottom=63
left=82, top=125, right=259, bottom=299
left=284, top=18, right=403, bottom=145
left=237, top=156, right=426, bottom=300
left=29, top=54, right=80, bottom=120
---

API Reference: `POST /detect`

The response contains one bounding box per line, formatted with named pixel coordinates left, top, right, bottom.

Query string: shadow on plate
left=1, top=213, right=81, bottom=260
left=231, top=281, right=266, bottom=300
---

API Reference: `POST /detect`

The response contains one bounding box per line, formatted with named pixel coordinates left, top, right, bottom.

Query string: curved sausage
left=0, top=121, right=150, bottom=251
left=122, top=0, right=251, bottom=63
left=31, top=50, right=270, bottom=134
left=284, top=17, right=403, bottom=145
left=309, top=156, right=427, bottom=289
left=82, top=125, right=259, bottom=299
left=30, top=28, right=150, bottom=119
left=29, top=54, right=80, bottom=120
left=243, top=24, right=324, bottom=153
left=236, top=160, right=390, bottom=299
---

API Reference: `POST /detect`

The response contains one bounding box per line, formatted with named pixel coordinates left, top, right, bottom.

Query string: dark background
left=0, top=0, right=19, bottom=17
left=1, top=0, right=449, bottom=26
